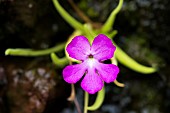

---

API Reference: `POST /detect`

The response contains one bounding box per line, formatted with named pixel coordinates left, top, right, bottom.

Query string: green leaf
left=106, top=30, right=118, bottom=39
left=115, top=44, right=157, bottom=74
left=101, top=0, right=123, bottom=33
left=87, top=87, right=105, bottom=111
left=50, top=53, right=68, bottom=67
left=5, top=43, right=65, bottom=56
left=52, top=0, right=85, bottom=32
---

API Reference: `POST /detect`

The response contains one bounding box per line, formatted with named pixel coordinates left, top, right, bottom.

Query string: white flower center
left=86, top=58, right=97, bottom=69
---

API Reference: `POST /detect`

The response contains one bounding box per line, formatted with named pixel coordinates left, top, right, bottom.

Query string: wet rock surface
left=0, top=0, right=170, bottom=113
left=0, top=57, right=70, bottom=113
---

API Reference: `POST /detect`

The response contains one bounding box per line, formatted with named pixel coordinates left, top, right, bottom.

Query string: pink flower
left=63, top=34, right=119, bottom=94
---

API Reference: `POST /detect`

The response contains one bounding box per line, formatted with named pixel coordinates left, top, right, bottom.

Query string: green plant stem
left=114, top=42, right=157, bottom=74
left=87, top=87, right=105, bottom=111
left=84, top=91, right=89, bottom=113
left=106, top=30, right=118, bottom=39
left=5, top=43, right=65, bottom=56
left=101, top=0, right=123, bottom=33
left=83, top=24, right=96, bottom=44
left=52, top=0, right=85, bottom=32
left=50, top=53, right=68, bottom=67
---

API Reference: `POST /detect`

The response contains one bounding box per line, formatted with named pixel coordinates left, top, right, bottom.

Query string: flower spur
left=63, top=34, right=119, bottom=94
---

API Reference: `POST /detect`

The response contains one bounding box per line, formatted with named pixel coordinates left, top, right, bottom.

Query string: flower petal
left=96, top=63, right=119, bottom=83
left=63, top=63, right=87, bottom=83
left=91, top=34, right=116, bottom=61
left=81, top=69, right=103, bottom=94
left=66, top=36, right=91, bottom=60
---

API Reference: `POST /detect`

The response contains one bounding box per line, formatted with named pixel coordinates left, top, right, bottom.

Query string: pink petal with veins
left=91, top=34, right=116, bottom=61
left=66, top=36, right=91, bottom=61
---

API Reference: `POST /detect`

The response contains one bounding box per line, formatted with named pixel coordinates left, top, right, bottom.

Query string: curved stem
left=67, top=84, right=75, bottom=101
left=84, top=92, right=89, bottom=113
left=114, top=79, right=125, bottom=87
left=52, top=0, right=85, bottom=32
left=101, top=0, right=123, bottom=33
left=5, top=43, right=65, bottom=56
left=50, top=53, right=68, bottom=67
left=87, top=87, right=105, bottom=111
left=114, top=42, right=157, bottom=74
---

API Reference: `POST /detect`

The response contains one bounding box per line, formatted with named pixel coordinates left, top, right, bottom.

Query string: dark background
left=0, top=0, right=170, bottom=113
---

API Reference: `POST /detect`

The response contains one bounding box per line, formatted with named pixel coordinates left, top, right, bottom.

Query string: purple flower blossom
left=63, top=34, right=119, bottom=94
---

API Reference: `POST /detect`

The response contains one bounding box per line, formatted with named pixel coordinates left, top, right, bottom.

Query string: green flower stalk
left=5, top=43, right=65, bottom=56
left=101, top=0, right=124, bottom=33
